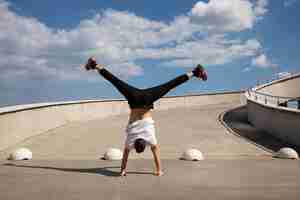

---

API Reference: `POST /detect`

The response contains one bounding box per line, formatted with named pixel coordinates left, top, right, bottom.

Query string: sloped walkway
left=1, top=100, right=299, bottom=200
left=0, top=103, right=269, bottom=160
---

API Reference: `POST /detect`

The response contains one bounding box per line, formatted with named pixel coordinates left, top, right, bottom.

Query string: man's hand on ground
left=154, top=170, right=164, bottom=176
left=120, top=170, right=127, bottom=177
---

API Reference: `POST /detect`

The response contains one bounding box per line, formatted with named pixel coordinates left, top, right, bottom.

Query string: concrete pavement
left=1, top=98, right=299, bottom=200
left=0, top=102, right=269, bottom=160
left=1, top=159, right=300, bottom=200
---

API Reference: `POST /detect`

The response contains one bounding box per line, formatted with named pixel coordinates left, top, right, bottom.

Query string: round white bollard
left=274, top=148, right=299, bottom=159
left=103, top=148, right=123, bottom=160
left=180, top=148, right=204, bottom=161
left=8, top=148, right=32, bottom=161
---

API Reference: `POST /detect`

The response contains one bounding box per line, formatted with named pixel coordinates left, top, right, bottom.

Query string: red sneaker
left=84, top=57, right=97, bottom=70
left=192, top=64, right=207, bottom=81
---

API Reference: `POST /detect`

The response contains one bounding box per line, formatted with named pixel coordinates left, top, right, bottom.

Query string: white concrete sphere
left=274, top=148, right=299, bottom=159
left=9, top=148, right=32, bottom=161
left=181, top=148, right=204, bottom=161
left=103, top=148, right=123, bottom=160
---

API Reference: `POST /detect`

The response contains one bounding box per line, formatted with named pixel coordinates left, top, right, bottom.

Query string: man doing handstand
left=83, top=57, right=207, bottom=176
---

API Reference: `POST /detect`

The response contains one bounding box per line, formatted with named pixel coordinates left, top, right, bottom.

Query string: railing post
left=265, top=96, right=267, bottom=104
left=279, top=101, right=287, bottom=107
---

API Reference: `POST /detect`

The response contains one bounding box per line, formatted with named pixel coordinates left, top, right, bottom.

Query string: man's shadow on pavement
left=3, top=163, right=121, bottom=177
left=3, top=163, right=154, bottom=177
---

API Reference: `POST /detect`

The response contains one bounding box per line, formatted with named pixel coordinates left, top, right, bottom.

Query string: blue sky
left=0, top=0, right=300, bottom=106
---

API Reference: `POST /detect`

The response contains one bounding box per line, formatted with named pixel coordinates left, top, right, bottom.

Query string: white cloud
left=110, top=62, right=144, bottom=79
left=284, top=0, right=297, bottom=7
left=0, top=0, right=269, bottom=83
left=0, top=3, right=51, bottom=54
left=190, top=0, right=270, bottom=32
left=242, top=67, right=252, bottom=72
left=251, top=54, right=277, bottom=68
left=161, top=38, right=261, bottom=67
left=0, top=4, right=146, bottom=81
left=254, top=0, right=269, bottom=16
left=190, top=0, right=255, bottom=32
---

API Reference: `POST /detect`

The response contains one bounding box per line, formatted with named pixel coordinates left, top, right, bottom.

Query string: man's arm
left=151, top=145, right=163, bottom=176
left=120, top=147, right=130, bottom=176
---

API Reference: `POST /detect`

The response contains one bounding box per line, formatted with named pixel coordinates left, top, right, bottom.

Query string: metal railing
left=254, top=70, right=300, bottom=88
left=245, top=70, right=300, bottom=109
left=246, top=89, right=300, bottom=109
left=247, top=89, right=289, bottom=105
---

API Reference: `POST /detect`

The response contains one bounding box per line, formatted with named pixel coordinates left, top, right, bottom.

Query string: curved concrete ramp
left=1, top=94, right=300, bottom=200
left=246, top=73, right=300, bottom=147
left=0, top=101, right=269, bottom=160
left=258, top=74, right=300, bottom=97
left=223, top=106, right=300, bottom=153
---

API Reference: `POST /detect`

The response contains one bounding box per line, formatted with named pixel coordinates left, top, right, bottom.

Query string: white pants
left=125, top=118, right=157, bottom=150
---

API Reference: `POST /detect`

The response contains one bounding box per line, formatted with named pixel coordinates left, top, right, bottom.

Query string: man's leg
left=142, top=64, right=207, bottom=104
left=143, top=74, right=191, bottom=103
left=97, top=68, right=140, bottom=102
left=84, top=57, right=140, bottom=102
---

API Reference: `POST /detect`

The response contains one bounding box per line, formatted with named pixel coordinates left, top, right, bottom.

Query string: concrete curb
left=218, top=105, right=273, bottom=154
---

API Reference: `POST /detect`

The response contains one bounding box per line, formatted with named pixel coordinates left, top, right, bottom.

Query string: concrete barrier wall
left=247, top=100, right=300, bottom=146
left=246, top=73, right=300, bottom=146
left=257, top=74, right=300, bottom=98
left=0, top=92, right=241, bottom=151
